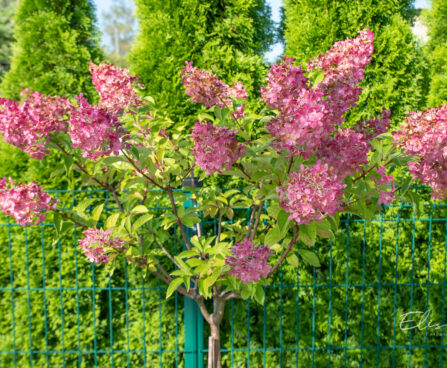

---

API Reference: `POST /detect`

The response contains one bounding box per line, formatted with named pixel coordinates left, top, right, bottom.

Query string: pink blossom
left=277, top=163, right=346, bottom=225
left=79, top=228, right=125, bottom=264
left=261, top=31, right=374, bottom=157
left=226, top=238, right=272, bottom=283
left=374, top=166, right=395, bottom=205
left=182, top=61, right=232, bottom=108
left=230, top=82, right=248, bottom=99
left=231, top=104, right=245, bottom=120
left=191, top=121, right=245, bottom=174
left=394, top=104, right=447, bottom=199
left=309, top=29, right=374, bottom=125
left=318, top=129, right=369, bottom=179
left=0, top=178, right=56, bottom=226
left=67, top=95, right=129, bottom=160
left=89, top=61, right=143, bottom=114
left=354, top=108, right=391, bottom=142
left=0, top=90, right=71, bottom=159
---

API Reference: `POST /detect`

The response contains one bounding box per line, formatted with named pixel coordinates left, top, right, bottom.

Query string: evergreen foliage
left=0, top=0, right=17, bottom=79
left=0, top=0, right=104, bottom=188
left=282, top=0, right=430, bottom=123
left=423, top=0, right=447, bottom=106
left=129, top=0, right=275, bottom=120
left=0, top=0, right=103, bottom=100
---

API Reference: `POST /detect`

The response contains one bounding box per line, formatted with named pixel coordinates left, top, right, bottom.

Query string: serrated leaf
left=264, top=226, right=283, bottom=246
left=254, top=285, right=265, bottom=304
left=166, top=278, right=184, bottom=299
left=286, top=253, right=299, bottom=267
left=132, top=205, right=148, bottom=214
left=298, top=249, right=321, bottom=267
left=105, top=213, right=120, bottom=229
left=132, top=214, right=154, bottom=231
left=299, top=223, right=317, bottom=246
left=91, top=203, right=104, bottom=224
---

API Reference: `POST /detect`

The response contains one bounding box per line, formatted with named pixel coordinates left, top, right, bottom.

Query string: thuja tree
left=282, top=0, right=429, bottom=123
left=0, top=31, right=444, bottom=366
left=423, top=0, right=447, bottom=106
left=0, top=0, right=103, bottom=187
left=129, top=0, right=275, bottom=119
left=0, top=0, right=17, bottom=79
left=0, top=0, right=103, bottom=100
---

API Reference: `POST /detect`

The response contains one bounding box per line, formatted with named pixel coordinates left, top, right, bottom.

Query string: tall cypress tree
left=0, top=0, right=17, bottom=79
left=129, top=0, right=275, bottom=119
left=0, top=0, right=103, bottom=100
left=0, top=0, right=103, bottom=187
left=282, top=0, right=430, bottom=123
left=423, top=0, right=447, bottom=107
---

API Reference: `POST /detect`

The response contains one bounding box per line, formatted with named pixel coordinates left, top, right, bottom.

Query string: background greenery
left=0, top=0, right=447, bottom=366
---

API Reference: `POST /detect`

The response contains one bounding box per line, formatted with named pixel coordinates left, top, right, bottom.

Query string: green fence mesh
left=0, top=189, right=446, bottom=367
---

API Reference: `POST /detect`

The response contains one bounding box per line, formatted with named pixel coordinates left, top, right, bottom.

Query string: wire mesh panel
left=0, top=190, right=446, bottom=367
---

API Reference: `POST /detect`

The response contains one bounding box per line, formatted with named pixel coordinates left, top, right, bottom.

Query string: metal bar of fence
left=1, top=189, right=447, bottom=367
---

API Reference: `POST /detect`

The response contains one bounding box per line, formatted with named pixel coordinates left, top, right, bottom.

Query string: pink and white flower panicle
left=226, top=238, right=272, bottom=284
left=191, top=121, right=245, bottom=174
left=79, top=228, right=126, bottom=264
left=181, top=61, right=248, bottom=109
left=68, top=95, right=129, bottom=160
left=0, top=177, right=56, bottom=226
left=394, top=104, right=447, bottom=199
left=277, top=163, right=345, bottom=225
left=0, top=90, right=71, bottom=159
left=89, top=61, right=144, bottom=114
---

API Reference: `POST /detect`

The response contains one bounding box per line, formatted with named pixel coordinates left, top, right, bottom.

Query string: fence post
left=182, top=178, right=204, bottom=368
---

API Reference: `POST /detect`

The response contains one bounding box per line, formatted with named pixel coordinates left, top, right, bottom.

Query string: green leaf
left=286, top=253, right=299, bottom=267
left=166, top=278, right=184, bottom=299
left=299, top=223, right=317, bottom=246
left=91, top=203, right=104, bottom=224
left=265, top=226, right=282, bottom=246
left=132, top=205, right=148, bottom=214
left=177, top=250, right=198, bottom=258
left=298, top=249, right=321, bottom=267
left=105, top=213, right=120, bottom=230
left=132, top=214, right=154, bottom=231
left=254, top=284, right=265, bottom=304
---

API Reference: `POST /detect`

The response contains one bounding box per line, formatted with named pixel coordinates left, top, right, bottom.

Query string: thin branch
left=166, top=185, right=192, bottom=250
left=224, top=291, right=242, bottom=302
left=250, top=201, right=265, bottom=241
left=265, top=228, right=300, bottom=279
left=246, top=204, right=257, bottom=238
left=54, top=208, right=88, bottom=229
left=122, top=151, right=165, bottom=190
left=217, top=209, right=223, bottom=243
left=287, top=156, right=294, bottom=174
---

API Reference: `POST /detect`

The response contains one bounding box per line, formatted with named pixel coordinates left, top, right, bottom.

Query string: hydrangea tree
left=0, top=30, right=440, bottom=367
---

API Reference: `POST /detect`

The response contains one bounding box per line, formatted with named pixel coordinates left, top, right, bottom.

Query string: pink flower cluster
left=308, top=29, right=374, bottom=126
left=181, top=61, right=247, bottom=108
left=374, top=166, right=395, bottom=205
left=394, top=104, right=447, bottom=199
left=261, top=30, right=374, bottom=157
left=89, top=61, right=143, bottom=114
left=318, top=129, right=369, bottom=179
left=191, top=121, right=245, bottom=174
left=0, top=178, right=56, bottom=226
left=354, top=108, right=391, bottom=143
left=68, top=95, right=129, bottom=160
left=0, top=90, right=71, bottom=159
left=277, top=163, right=345, bottom=225
left=79, top=228, right=125, bottom=264
left=226, top=238, right=272, bottom=283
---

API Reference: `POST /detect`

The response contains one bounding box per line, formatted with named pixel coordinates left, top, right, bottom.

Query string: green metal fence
left=0, top=189, right=446, bottom=367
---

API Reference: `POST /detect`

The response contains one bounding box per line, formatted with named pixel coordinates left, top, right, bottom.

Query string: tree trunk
left=208, top=322, right=221, bottom=368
